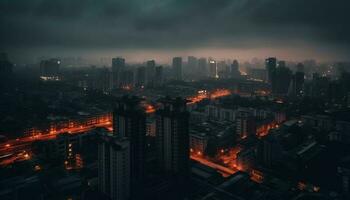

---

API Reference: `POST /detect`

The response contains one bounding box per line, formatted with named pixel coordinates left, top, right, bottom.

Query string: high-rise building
left=295, top=71, right=305, bottom=94
left=155, top=66, right=164, bottom=87
left=98, top=135, right=130, bottom=200
left=257, top=134, right=283, bottom=168
left=296, top=63, right=305, bottom=72
left=230, top=60, right=240, bottom=79
left=198, top=57, right=208, bottom=78
left=236, top=111, right=256, bottom=139
left=92, top=67, right=112, bottom=93
left=209, top=59, right=218, bottom=78
left=274, top=65, right=292, bottom=95
left=277, top=60, right=286, bottom=68
left=186, top=56, right=198, bottom=79
left=265, top=57, right=277, bottom=84
left=310, top=75, right=330, bottom=98
left=292, top=63, right=305, bottom=96
left=217, top=60, right=228, bottom=79
left=172, top=57, right=182, bottom=81
left=146, top=60, right=156, bottom=87
left=136, top=66, right=146, bottom=88
left=156, top=97, right=190, bottom=180
left=120, top=70, right=135, bottom=88
left=247, top=68, right=267, bottom=81
left=112, top=57, right=125, bottom=89
left=40, top=58, right=60, bottom=80
left=113, top=96, right=146, bottom=198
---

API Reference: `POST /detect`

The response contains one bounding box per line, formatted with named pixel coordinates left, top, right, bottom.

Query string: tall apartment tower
left=172, top=57, right=183, bottom=81
left=198, top=57, right=208, bottom=79
left=146, top=60, right=156, bottom=87
left=187, top=56, right=198, bottom=78
left=265, top=57, right=277, bottom=84
left=113, top=96, right=146, bottom=199
left=236, top=111, right=256, bottom=139
left=155, top=66, right=164, bottom=87
left=230, top=60, right=240, bottom=78
left=136, top=66, right=146, bottom=88
left=209, top=59, right=218, bottom=78
left=156, top=97, right=190, bottom=180
left=112, top=57, right=125, bottom=89
left=98, top=135, right=130, bottom=200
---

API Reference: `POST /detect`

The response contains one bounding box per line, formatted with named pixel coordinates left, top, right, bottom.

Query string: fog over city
left=2, top=1, right=350, bottom=200
left=1, top=0, right=350, bottom=63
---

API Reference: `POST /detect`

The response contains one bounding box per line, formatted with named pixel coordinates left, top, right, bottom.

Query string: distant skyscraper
left=209, top=59, right=218, bottom=78
left=275, top=65, right=292, bottom=95
left=217, top=60, right=228, bottom=79
left=277, top=60, right=286, bottom=68
left=296, top=63, right=305, bottom=72
left=146, top=60, right=156, bottom=87
left=230, top=60, right=240, bottom=79
left=265, top=57, right=277, bottom=84
left=295, top=71, right=305, bottom=94
left=93, top=67, right=112, bottom=93
left=112, top=57, right=125, bottom=89
left=187, top=56, right=198, bottom=78
left=288, top=69, right=305, bottom=98
left=120, top=70, right=134, bottom=88
left=136, top=66, right=146, bottom=88
left=247, top=68, right=267, bottom=81
left=113, top=96, right=146, bottom=199
left=155, top=66, right=164, bottom=87
left=98, top=135, right=130, bottom=200
left=156, top=97, right=190, bottom=180
left=172, top=57, right=183, bottom=81
left=40, top=58, right=60, bottom=80
left=293, top=63, right=305, bottom=96
left=198, top=58, right=208, bottom=79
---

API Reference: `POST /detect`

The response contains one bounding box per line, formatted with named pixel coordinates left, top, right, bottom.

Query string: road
left=0, top=89, right=233, bottom=167
left=0, top=121, right=112, bottom=166
left=191, top=155, right=238, bottom=177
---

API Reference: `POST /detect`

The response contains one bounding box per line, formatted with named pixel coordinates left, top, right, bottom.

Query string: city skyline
left=1, top=0, right=350, bottom=63
left=1, top=1, right=350, bottom=200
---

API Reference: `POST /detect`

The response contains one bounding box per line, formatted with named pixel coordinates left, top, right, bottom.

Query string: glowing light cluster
left=0, top=113, right=113, bottom=166
left=187, top=88, right=231, bottom=104
left=209, top=89, right=231, bottom=99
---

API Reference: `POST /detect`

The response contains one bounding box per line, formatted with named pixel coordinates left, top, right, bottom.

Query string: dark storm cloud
left=1, top=0, right=350, bottom=54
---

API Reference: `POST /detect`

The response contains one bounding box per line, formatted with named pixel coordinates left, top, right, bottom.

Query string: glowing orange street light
left=34, top=165, right=41, bottom=171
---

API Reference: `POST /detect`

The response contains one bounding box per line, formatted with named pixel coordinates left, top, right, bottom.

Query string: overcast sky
left=1, top=0, right=350, bottom=63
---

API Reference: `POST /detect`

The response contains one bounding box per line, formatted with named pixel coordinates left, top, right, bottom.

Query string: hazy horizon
left=2, top=0, right=350, bottom=64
